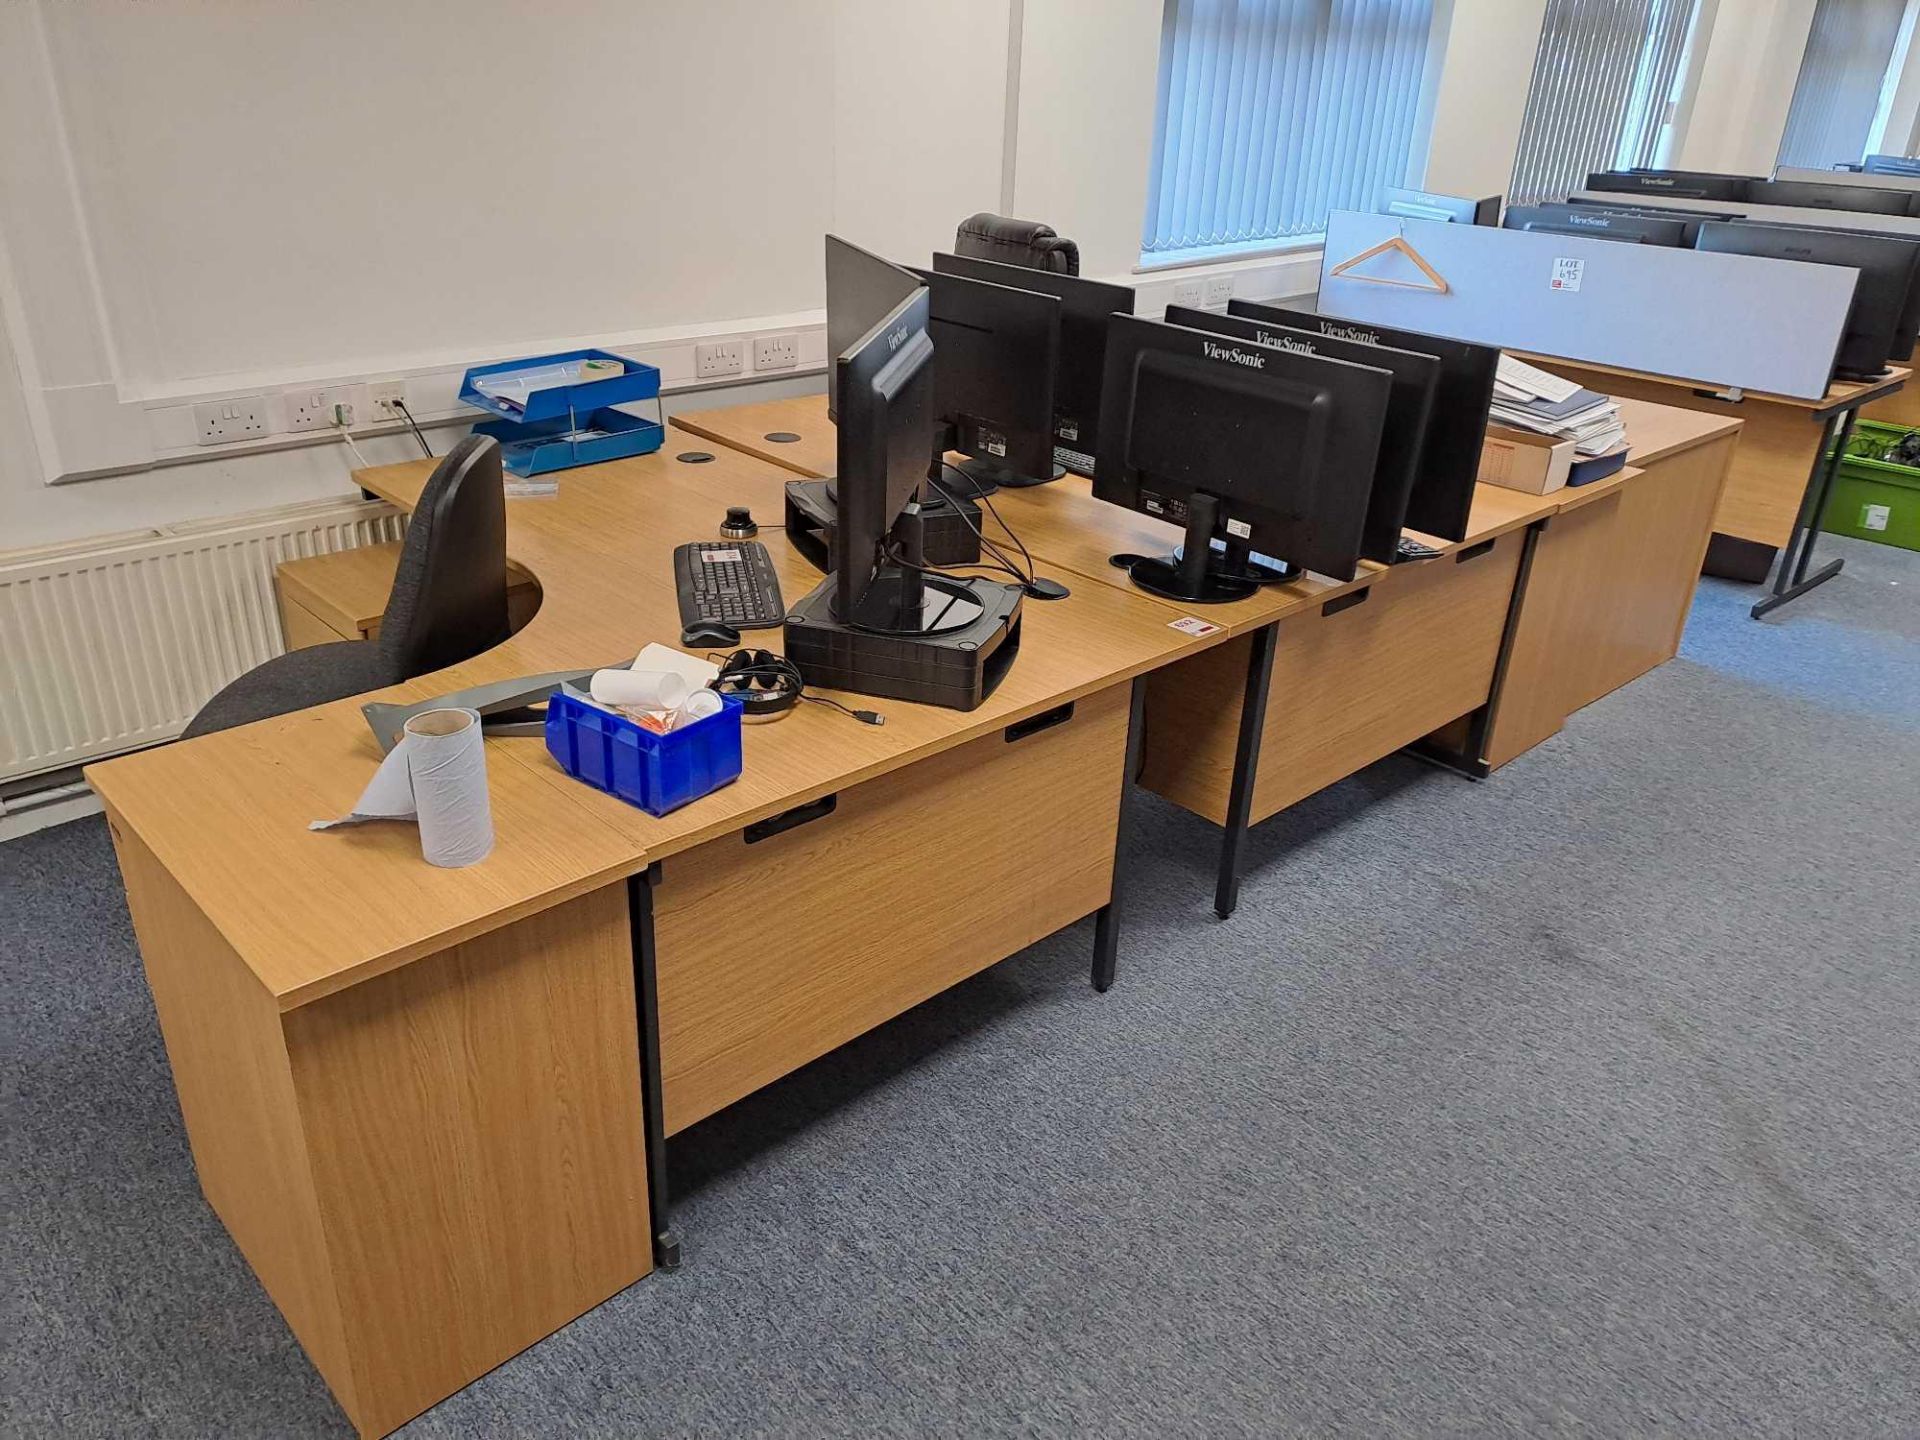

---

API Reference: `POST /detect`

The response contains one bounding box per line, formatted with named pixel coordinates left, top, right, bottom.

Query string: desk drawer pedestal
left=652, top=681, right=1132, bottom=1136
left=106, top=820, right=652, bottom=1439
left=1140, top=531, right=1523, bottom=827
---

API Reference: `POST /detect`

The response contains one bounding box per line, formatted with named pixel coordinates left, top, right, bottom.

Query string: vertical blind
left=1507, top=0, right=1700, bottom=205
left=1776, top=0, right=1908, bottom=170
left=1142, top=0, right=1436, bottom=257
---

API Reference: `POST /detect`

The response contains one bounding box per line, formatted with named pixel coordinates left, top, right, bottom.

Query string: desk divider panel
left=1316, top=211, right=1856, bottom=401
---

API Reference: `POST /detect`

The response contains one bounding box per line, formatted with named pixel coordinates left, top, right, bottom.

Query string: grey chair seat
left=182, top=641, right=399, bottom=740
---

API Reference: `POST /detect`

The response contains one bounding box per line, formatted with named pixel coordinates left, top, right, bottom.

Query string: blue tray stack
left=458, top=348, right=664, bottom=477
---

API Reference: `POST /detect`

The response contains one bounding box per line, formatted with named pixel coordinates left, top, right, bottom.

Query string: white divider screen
left=1316, top=211, right=1857, bottom=399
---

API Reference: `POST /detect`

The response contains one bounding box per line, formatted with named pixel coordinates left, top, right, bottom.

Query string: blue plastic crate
left=544, top=688, right=743, bottom=816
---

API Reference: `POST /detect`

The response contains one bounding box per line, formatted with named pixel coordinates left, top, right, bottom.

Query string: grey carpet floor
left=5, top=534, right=1917, bottom=1438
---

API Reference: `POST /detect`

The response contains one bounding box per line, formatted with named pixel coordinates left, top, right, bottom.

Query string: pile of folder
left=1490, top=355, right=1628, bottom=459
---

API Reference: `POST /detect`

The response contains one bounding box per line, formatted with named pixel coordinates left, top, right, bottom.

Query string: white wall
left=1674, top=0, right=1820, bottom=174
left=1421, top=0, right=1549, bottom=199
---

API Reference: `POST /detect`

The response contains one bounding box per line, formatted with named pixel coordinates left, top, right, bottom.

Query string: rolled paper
left=591, top=667, right=689, bottom=712
left=310, top=706, right=494, bottom=868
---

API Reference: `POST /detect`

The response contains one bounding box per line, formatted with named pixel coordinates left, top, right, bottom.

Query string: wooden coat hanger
left=1327, top=231, right=1450, bottom=294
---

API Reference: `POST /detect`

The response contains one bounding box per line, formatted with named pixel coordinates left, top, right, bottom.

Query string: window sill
left=1134, top=234, right=1327, bottom=273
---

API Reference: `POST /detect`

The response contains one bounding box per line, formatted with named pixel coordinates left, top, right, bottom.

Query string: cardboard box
left=1478, top=424, right=1572, bottom=495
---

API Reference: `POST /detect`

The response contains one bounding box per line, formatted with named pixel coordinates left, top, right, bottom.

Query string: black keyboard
left=674, top=541, right=785, bottom=630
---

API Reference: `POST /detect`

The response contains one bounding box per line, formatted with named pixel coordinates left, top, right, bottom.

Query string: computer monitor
left=1724, top=218, right=1920, bottom=362
left=1694, top=221, right=1914, bottom=383
left=1092, top=314, right=1391, bottom=602
left=930, top=252, right=1136, bottom=475
left=1747, top=179, right=1915, bottom=216
left=1381, top=186, right=1502, bottom=226
left=826, top=234, right=924, bottom=426
left=1564, top=197, right=1735, bottom=245
left=1228, top=299, right=1497, bottom=543
left=1502, top=203, right=1688, bottom=246
left=905, top=265, right=1060, bottom=493
left=1587, top=170, right=1752, bottom=202
left=1164, top=304, right=1437, bottom=566
left=823, top=240, right=937, bottom=628
left=1865, top=154, right=1920, bottom=178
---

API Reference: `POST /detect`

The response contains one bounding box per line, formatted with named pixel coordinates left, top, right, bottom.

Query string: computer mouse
left=681, top=620, right=741, bottom=649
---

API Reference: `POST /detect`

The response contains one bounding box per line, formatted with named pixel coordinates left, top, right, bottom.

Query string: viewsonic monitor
left=931, top=252, right=1135, bottom=477
left=1694, top=221, right=1912, bottom=383
left=1748, top=179, right=1914, bottom=216
left=1381, top=186, right=1502, bottom=226
left=1164, top=304, right=1437, bottom=565
left=823, top=237, right=937, bottom=626
left=1587, top=170, right=1751, bottom=202
left=906, top=265, right=1059, bottom=491
left=1565, top=197, right=1735, bottom=245
left=1092, top=315, right=1391, bottom=602
left=1229, top=299, right=1497, bottom=543
left=1503, top=203, right=1688, bottom=247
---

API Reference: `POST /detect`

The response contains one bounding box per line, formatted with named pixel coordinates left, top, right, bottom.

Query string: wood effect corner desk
left=85, top=443, right=1220, bottom=1438
left=675, top=391, right=1741, bottom=915
left=1516, top=357, right=1908, bottom=613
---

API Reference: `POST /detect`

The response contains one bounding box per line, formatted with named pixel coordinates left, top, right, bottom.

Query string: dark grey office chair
left=183, top=434, right=512, bottom=739
left=953, top=213, right=1080, bottom=275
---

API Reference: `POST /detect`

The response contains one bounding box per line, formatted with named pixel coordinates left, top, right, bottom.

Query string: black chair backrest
left=953, top=213, right=1080, bottom=275
left=378, top=434, right=512, bottom=680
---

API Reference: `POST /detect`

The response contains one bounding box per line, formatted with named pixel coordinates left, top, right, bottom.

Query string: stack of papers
left=1491, top=355, right=1628, bottom=457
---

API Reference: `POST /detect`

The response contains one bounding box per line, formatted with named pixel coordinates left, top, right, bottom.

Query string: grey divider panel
left=1316, top=210, right=1855, bottom=400
left=1774, top=166, right=1920, bottom=194
left=1571, top=190, right=1920, bottom=236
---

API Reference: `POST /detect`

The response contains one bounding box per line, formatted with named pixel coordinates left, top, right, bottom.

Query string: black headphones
left=706, top=649, right=886, bottom=726
left=711, top=649, right=804, bottom=719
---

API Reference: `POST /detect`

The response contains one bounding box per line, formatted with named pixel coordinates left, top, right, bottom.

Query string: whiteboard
left=1316, top=211, right=1857, bottom=400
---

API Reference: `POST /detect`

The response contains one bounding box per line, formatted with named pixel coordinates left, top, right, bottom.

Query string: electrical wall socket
left=367, top=381, right=407, bottom=423
left=696, top=340, right=745, bottom=379
left=1203, top=273, right=1235, bottom=307
left=284, top=385, right=364, bottom=433
left=1170, top=280, right=1205, bottom=309
left=193, top=396, right=270, bottom=445
left=753, top=334, right=799, bottom=371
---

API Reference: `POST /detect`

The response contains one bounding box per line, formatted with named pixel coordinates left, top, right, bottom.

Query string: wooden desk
left=673, top=392, right=1738, bottom=913
left=86, top=442, right=1221, bottom=1437
left=1520, top=356, right=1908, bottom=583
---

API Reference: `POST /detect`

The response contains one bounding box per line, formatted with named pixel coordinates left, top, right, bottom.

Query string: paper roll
left=310, top=707, right=494, bottom=868
left=591, top=667, right=689, bottom=711
left=669, top=688, right=724, bottom=731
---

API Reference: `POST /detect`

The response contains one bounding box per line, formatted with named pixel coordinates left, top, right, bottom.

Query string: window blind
left=1507, top=0, right=1700, bottom=206
left=1141, top=0, right=1436, bottom=259
left=1776, top=0, right=1908, bottom=170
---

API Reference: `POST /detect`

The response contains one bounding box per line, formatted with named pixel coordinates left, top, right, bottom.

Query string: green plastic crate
left=1822, top=420, right=1920, bottom=552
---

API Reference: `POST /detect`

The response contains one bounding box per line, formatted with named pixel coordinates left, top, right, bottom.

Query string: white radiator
left=0, top=497, right=403, bottom=784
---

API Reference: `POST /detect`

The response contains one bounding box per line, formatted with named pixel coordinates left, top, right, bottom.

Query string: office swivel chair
left=183, top=434, right=513, bottom=739
left=953, top=213, right=1080, bottom=275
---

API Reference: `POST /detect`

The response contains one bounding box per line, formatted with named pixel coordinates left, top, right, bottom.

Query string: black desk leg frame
left=1754, top=407, right=1857, bottom=620
left=1216, top=624, right=1279, bottom=921
left=1091, top=676, right=1148, bottom=992
left=627, top=864, right=680, bottom=1272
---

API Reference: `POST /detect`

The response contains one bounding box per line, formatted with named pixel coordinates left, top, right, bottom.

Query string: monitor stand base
left=1123, top=556, right=1258, bottom=604
left=966, top=460, right=1067, bottom=490
left=784, top=572, right=1024, bottom=712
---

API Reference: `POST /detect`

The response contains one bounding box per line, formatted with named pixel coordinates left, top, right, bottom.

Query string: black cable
left=391, top=398, right=434, bottom=459
left=926, top=465, right=1049, bottom=593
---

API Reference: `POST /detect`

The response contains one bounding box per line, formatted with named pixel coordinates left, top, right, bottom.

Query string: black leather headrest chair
left=183, top=434, right=512, bottom=739
left=953, top=213, right=1080, bottom=275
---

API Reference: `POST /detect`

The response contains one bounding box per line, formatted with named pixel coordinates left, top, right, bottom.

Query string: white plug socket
left=193, top=396, right=270, bottom=445
left=753, top=334, right=799, bottom=371
left=696, top=341, right=746, bottom=379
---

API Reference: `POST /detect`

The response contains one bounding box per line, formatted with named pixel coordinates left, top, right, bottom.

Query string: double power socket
left=695, top=332, right=800, bottom=381
left=195, top=381, right=409, bottom=445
